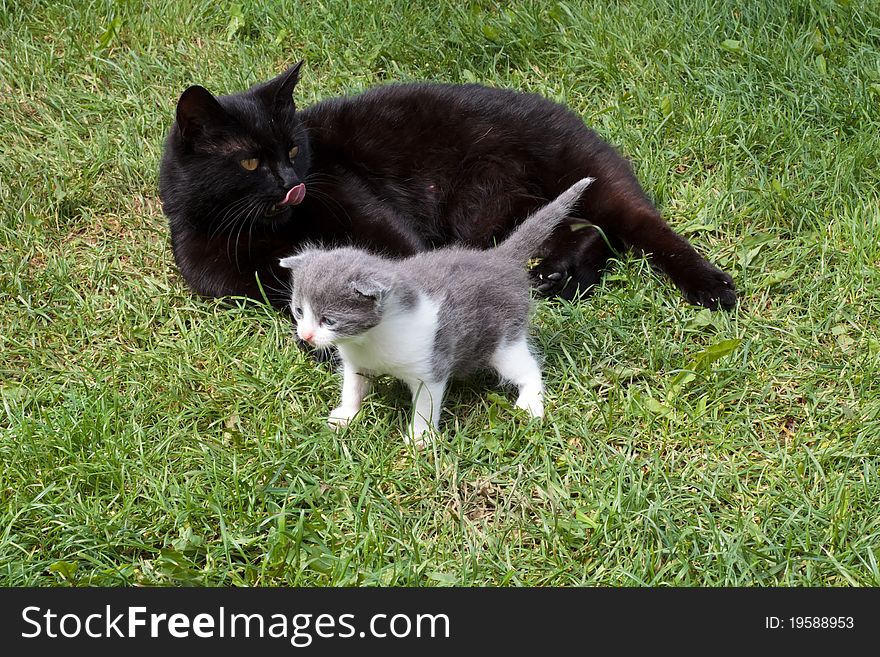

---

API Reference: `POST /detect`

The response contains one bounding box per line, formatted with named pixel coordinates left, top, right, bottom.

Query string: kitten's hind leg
left=405, top=378, right=447, bottom=448
left=490, top=337, right=544, bottom=418
left=328, top=360, right=370, bottom=429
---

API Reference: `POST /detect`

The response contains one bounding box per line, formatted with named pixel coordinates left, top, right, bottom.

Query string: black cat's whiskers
left=226, top=197, right=258, bottom=271
left=206, top=200, right=247, bottom=241
left=303, top=174, right=339, bottom=190
left=304, top=188, right=352, bottom=226
left=226, top=203, right=258, bottom=271
left=260, top=276, right=294, bottom=299
left=245, top=199, right=277, bottom=260
left=303, top=174, right=354, bottom=227
left=215, top=205, right=257, bottom=263
left=258, top=258, right=296, bottom=307
left=227, top=200, right=264, bottom=271
left=208, top=195, right=260, bottom=241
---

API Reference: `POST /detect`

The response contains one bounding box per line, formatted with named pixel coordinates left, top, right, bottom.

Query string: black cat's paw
left=681, top=266, right=737, bottom=311
left=531, top=266, right=568, bottom=296
left=530, top=258, right=604, bottom=301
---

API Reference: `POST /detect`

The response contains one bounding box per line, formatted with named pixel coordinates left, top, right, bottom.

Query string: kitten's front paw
left=404, top=424, right=434, bottom=449
left=515, top=391, right=544, bottom=418
left=328, top=406, right=358, bottom=430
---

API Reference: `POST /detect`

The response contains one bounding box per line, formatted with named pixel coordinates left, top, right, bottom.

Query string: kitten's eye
left=292, top=306, right=303, bottom=319
left=320, top=316, right=336, bottom=327
left=239, top=157, right=259, bottom=171
left=288, top=146, right=299, bottom=160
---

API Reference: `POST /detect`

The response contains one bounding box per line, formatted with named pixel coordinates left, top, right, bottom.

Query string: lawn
left=1, top=0, right=878, bottom=586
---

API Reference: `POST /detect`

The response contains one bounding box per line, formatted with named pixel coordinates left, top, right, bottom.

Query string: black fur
left=159, top=63, right=736, bottom=311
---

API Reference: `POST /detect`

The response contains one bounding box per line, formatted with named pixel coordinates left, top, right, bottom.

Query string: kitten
left=280, top=177, right=595, bottom=446
left=159, top=63, right=736, bottom=313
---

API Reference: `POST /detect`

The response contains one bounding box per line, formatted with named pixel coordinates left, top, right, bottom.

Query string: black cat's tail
left=495, top=176, right=595, bottom=264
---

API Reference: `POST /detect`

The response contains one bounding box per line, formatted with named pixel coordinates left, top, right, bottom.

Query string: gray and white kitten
left=280, top=177, right=594, bottom=446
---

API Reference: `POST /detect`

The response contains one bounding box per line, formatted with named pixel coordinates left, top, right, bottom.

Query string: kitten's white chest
left=338, top=294, right=439, bottom=380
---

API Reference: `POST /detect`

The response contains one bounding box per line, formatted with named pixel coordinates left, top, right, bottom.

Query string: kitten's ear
left=278, top=252, right=310, bottom=273
left=351, top=278, right=389, bottom=304
left=259, top=60, right=304, bottom=111
left=176, top=85, right=229, bottom=142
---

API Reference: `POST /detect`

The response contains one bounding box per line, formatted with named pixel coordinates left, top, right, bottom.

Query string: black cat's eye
left=292, top=306, right=303, bottom=319
left=320, top=316, right=336, bottom=327
left=240, top=157, right=259, bottom=171
left=288, top=146, right=299, bottom=160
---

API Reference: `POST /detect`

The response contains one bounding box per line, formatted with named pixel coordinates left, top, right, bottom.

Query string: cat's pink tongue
left=279, top=183, right=306, bottom=206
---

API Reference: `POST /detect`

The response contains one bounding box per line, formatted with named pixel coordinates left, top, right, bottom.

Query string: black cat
left=159, top=62, right=736, bottom=311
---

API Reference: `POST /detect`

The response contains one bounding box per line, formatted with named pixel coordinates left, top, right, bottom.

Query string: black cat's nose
left=277, top=163, right=300, bottom=190
left=282, top=176, right=300, bottom=190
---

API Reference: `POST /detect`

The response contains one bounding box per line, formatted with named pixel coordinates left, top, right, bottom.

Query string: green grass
left=1, top=0, right=879, bottom=586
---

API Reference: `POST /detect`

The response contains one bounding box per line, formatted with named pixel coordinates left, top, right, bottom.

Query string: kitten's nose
left=300, top=329, right=314, bottom=343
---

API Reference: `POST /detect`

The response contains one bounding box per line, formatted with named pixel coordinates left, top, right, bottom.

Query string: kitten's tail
left=495, top=176, right=595, bottom=264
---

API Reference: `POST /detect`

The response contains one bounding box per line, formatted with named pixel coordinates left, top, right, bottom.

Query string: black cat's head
left=159, top=61, right=312, bottom=232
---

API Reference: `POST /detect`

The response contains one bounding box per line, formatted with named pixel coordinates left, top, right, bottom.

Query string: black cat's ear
left=277, top=60, right=305, bottom=95
left=258, top=60, right=304, bottom=111
left=351, top=278, right=388, bottom=304
left=175, top=85, right=229, bottom=142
